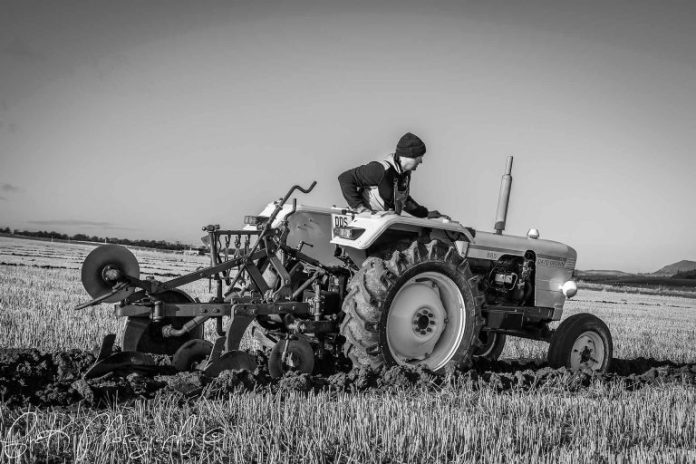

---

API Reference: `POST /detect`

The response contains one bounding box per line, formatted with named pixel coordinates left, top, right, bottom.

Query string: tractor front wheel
left=340, top=240, right=484, bottom=372
left=547, top=313, right=612, bottom=372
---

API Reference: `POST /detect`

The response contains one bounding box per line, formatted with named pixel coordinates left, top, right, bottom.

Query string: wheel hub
left=570, top=331, right=604, bottom=370
left=413, top=311, right=432, bottom=333
left=412, top=306, right=445, bottom=336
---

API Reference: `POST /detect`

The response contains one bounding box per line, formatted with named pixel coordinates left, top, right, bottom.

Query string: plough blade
left=83, top=333, right=257, bottom=380
left=202, top=350, right=257, bottom=377
left=83, top=351, right=159, bottom=379
left=83, top=333, right=168, bottom=379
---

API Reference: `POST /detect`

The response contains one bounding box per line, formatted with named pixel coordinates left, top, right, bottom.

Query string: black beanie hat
left=395, top=132, right=426, bottom=158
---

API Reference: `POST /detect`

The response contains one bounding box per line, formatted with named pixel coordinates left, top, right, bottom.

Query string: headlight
left=333, top=227, right=365, bottom=240
left=244, top=215, right=268, bottom=226
left=560, top=280, right=578, bottom=298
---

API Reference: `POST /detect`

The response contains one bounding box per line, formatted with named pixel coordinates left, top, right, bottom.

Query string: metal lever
left=297, top=240, right=314, bottom=253
left=74, top=282, right=129, bottom=310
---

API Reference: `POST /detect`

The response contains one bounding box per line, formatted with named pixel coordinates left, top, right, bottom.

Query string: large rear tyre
left=340, top=240, right=484, bottom=372
left=474, top=331, right=506, bottom=361
left=547, top=313, right=612, bottom=372
left=122, top=290, right=204, bottom=355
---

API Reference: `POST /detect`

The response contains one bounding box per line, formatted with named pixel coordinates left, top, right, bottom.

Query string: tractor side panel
left=285, top=211, right=344, bottom=267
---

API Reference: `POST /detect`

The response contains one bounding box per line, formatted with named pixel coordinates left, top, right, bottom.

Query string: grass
left=2, top=235, right=696, bottom=463
left=2, top=385, right=696, bottom=463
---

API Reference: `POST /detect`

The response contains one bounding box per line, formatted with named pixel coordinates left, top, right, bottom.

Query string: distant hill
left=574, top=269, right=633, bottom=278
left=652, top=260, right=696, bottom=277
left=575, top=268, right=696, bottom=289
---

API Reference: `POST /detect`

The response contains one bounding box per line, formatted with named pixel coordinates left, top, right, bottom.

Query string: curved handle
left=260, top=180, right=318, bottom=230
left=280, top=181, right=317, bottom=206
left=294, top=181, right=317, bottom=194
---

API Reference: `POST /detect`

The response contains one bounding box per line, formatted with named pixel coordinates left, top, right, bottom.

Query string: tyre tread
left=341, top=239, right=484, bottom=370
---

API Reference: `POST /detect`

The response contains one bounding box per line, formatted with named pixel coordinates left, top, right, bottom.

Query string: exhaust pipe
left=494, top=156, right=514, bottom=235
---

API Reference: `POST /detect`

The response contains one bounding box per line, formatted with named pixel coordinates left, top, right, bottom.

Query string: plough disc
left=81, top=244, right=140, bottom=302
left=173, top=339, right=213, bottom=372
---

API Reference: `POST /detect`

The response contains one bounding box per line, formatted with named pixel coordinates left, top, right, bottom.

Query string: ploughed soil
left=2, top=348, right=696, bottom=409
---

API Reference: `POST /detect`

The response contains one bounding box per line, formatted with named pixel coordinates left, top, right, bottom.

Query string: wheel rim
left=570, top=330, right=605, bottom=370
left=475, top=331, right=499, bottom=358
left=385, top=271, right=466, bottom=370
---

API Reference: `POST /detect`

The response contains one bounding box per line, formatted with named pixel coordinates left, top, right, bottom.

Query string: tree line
left=673, top=269, right=696, bottom=280
left=0, top=226, right=205, bottom=253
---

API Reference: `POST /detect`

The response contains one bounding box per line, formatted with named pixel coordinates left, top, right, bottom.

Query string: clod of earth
left=2, top=348, right=696, bottom=409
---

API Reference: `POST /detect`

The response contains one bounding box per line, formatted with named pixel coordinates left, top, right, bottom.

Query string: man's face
left=401, top=156, right=424, bottom=172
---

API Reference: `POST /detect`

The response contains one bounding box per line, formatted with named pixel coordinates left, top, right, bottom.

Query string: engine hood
left=468, top=230, right=577, bottom=271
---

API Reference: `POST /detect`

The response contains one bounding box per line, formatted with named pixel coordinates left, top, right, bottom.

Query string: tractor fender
left=329, top=212, right=474, bottom=250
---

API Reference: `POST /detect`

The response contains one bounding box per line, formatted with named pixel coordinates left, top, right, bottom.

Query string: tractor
left=76, top=157, right=612, bottom=378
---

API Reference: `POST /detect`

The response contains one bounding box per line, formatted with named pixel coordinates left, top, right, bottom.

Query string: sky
left=1, top=0, right=695, bottom=273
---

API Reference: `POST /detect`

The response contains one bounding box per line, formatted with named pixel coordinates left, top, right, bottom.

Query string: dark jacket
left=338, top=154, right=429, bottom=218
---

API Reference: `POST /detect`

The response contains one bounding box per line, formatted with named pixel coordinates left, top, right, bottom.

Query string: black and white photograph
left=1, top=1, right=695, bottom=462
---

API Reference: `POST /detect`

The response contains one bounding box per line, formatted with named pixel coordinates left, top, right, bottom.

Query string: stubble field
left=1, top=236, right=696, bottom=463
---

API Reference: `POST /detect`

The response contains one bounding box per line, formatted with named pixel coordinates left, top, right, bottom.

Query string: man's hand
left=427, top=210, right=451, bottom=220
left=355, top=205, right=373, bottom=215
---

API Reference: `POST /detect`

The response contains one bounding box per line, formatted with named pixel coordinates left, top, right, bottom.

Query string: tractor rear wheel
left=122, top=290, right=204, bottom=355
left=547, top=313, right=612, bottom=372
left=340, top=240, right=484, bottom=372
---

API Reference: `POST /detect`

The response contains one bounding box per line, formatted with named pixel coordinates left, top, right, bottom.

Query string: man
left=338, top=132, right=446, bottom=218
